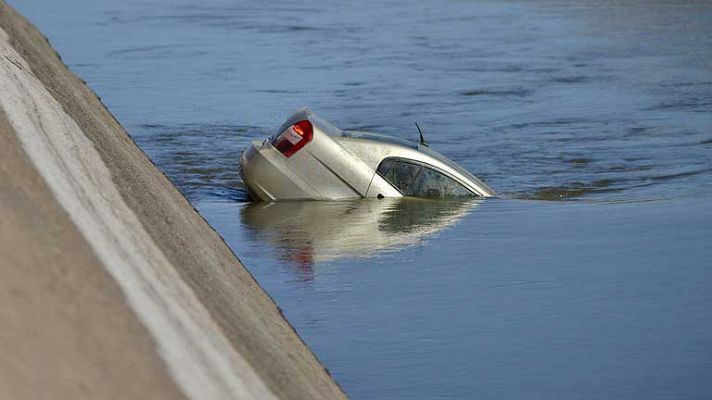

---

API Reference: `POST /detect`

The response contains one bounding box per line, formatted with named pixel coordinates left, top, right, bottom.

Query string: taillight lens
left=272, top=120, right=313, bottom=158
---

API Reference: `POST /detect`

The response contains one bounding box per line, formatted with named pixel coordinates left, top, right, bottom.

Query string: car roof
left=338, top=130, right=418, bottom=149
left=331, top=134, right=495, bottom=196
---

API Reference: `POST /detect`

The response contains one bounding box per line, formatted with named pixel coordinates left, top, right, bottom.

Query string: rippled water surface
left=16, top=0, right=712, bottom=398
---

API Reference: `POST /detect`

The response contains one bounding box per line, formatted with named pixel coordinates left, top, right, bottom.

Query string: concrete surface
left=0, top=1, right=347, bottom=399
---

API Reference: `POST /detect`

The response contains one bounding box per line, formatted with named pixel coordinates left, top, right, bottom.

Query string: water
left=15, top=0, right=712, bottom=398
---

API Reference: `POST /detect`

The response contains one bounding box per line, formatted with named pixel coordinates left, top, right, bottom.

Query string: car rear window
left=377, top=158, right=474, bottom=197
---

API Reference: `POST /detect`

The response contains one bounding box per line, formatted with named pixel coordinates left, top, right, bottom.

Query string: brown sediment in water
left=0, top=1, right=346, bottom=399
left=517, top=179, right=615, bottom=201
left=529, top=185, right=594, bottom=200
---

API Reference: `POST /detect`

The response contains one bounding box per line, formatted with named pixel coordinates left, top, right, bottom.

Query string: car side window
left=377, top=158, right=473, bottom=197
left=377, top=159, right=421, bottom=193
left=408, top=166, right=473, bottom=197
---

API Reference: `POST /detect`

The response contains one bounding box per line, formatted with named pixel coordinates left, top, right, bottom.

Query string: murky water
left=16, top=0, right=712, bottom=398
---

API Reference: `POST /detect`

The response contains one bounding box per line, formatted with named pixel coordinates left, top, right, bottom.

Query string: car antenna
left=415, top=122, right=428, bottom=147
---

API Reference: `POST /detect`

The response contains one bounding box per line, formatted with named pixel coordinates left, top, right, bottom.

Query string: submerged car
left=240, top=108, right=495, bottom=201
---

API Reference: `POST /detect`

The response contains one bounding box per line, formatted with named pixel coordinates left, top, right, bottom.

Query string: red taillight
left=272, top=120, right=313, bottom=158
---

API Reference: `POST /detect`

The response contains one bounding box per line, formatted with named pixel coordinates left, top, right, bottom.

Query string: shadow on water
left=240, top=198, right=479, bottom=272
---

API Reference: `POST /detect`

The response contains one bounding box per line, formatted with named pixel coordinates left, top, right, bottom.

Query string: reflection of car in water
left=240, top=108, right=495, bottom=201
left=240, top=198, right=480, bottom=267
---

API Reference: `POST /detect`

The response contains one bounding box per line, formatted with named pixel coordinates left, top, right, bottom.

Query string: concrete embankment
left=0, top=2, right=347, bottom=399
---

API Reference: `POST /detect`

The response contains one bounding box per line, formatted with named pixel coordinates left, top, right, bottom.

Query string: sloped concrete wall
left=0, top=2, right=346, bottom=399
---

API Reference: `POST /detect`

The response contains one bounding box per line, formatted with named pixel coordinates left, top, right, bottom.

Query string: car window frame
left=375, top=157, right=476, bottom=197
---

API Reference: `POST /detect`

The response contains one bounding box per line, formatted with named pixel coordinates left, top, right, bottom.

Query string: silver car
left=240, top=108, right=495, bottom=201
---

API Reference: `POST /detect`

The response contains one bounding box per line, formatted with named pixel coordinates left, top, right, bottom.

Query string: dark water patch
left=649, top=96, right=712, bottom=112
left=509, top=118, right=587, bottom=129
left=658, top=81, right=712, bottom=89
left=71, top=62, right=97, bottom=68
left=285, top=25, right=324, bottom=32
left=647, top=80, right=712, bottom=113
left=550, top=75, right=592, bottom=84
left=107, top=44, right=207, bottom=60
left=598, top=163, right=653, bottom=173
left=130, top=9, right=334, bottom=34
left=460, top=87, right=532, bottom=97
left=511, top=166, right=712, bottom=201
left=172, top=2, right=326, bottom=16
left=624, top=126, right=650, bottom=136
left=641, top=167, right=712, bottom=184
left=200, top=184, right=249, bottom=202
left=568, top=157, right=592, bottom=165
left=516, top=180, right=620, bottom=201
left=108, top=44, right=178, bottom=56
left=528, top=67, right=561, bottom=73
left=542, top=135, right=608, bottom=144
left=254, top=89, right=303, bottom=94
left=135, top=13, right=237, bottom=28
left=500, top=64, right=524, bottom=73
left=592, top=178, right=613, bottom=187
